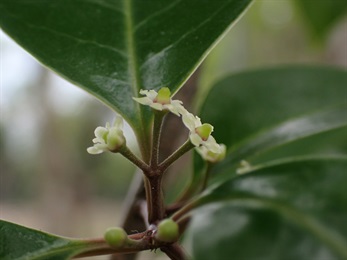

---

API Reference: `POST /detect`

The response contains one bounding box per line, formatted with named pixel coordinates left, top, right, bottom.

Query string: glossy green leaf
left=0, top=0, right=252, bottom=146
left=194, top=66, right=347, bottom=183
left=213, top=106, right=347, bottom=180
left=294, top=0, right=347, bottom=40
left=186, top=157, right=347, bottom=260
left=0, top=220, right=103, bottom=260
left=200, top=66, right=347, bottom=149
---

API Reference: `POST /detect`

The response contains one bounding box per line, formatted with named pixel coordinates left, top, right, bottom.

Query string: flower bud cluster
left=133, top=87, right=226, bottom=163
left=87, top=115, right=125, bottom=154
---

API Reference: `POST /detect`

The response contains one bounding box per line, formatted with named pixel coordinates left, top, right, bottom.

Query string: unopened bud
left=156, top=219, right=179, bottom=243
left=104, top=227, right=127, bottom=248
left=107, top=128, right=125, bottom=152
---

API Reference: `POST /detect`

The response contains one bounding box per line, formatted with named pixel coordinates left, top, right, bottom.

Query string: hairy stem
left=161, top=243, right=188, bottom=260
left=147, top=175, right=165, bottom=223
left=172, top=200, right=197, bottom=222
left=159, top=140, right=194, bottom=171
left=120, top=146, right=150, bottom=172
left=150, top=111, right=166, bottom=168
left=143, top=176, right=152, bottom=224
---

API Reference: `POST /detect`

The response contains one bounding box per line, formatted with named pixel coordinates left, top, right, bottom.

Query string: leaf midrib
left=123, top=0, right=149, bottom=156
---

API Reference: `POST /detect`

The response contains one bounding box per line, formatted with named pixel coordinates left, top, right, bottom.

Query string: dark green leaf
left=0, top=0, right=252, bottom=145
left=294, top=0, right=347, bottom=40
left=0, top=220, right=102, bottom=260
left=214, top=106, right=347, bottom=180
left=186, top=157, right=347, bottom=260
left=194, top=66, right=347, bottom=184
left=200, top=66, right=347, bottom=149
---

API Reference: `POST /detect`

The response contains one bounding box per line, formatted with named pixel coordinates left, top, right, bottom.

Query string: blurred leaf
left=0, top=220, right=103, bottom=260
left=0, top=0, right=252, bottom=146
left=186, top=157, right=347, bottom=260
left=294, top=0, right=347, bottom=40
left=194, top=66, right=347, bottom=184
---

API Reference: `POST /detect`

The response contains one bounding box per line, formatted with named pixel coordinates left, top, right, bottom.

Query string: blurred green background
left=1, top=0, right=346, bottom=259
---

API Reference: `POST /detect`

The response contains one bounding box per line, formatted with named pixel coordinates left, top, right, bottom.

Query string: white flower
left=87, top=116, right=125, bottom=154
left=133, top=87, right=184, bottom=116
left=196, top=144, right=226, bottom=163
left=181, top=111, right=220, bottom=153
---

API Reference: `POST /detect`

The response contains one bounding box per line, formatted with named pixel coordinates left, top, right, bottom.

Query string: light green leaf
left=186, top=157, right=347, bottom=260
left=0, top=220, right=103, bottom=260
left=0, top=0, right=252, bottom=149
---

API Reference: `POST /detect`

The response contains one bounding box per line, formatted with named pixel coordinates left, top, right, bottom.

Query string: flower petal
left=92, top=137, right=105, bottom=144
left=139, top=89, right=157, bottom=100
left=94, top=127, right=108, bottom=139
left=113, top=115, right=124, bottom=129
left=196, top=144, right=226, bottom=163
left=190, top=133, right=202, bottom=147
left=133, top=97, right=153, bottom=106
left=165, top=100, right=185, bottom=116
left=150, top=103, right=164, bottom=111
left=182, top=112, right=200, bottom=131
left=87, top=146, right=104, bottom=154
left=204, top=136, right=221, bottom=153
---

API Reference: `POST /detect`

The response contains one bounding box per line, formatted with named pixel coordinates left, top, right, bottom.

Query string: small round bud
left=156, top=219, right=179, bottom=243
left=104, top=227, right=127, bottom=248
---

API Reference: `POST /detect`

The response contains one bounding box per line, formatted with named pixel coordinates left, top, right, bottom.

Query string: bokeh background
left=1, top=1, right=346, bottom=259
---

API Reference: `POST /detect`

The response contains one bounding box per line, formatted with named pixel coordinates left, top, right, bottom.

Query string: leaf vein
left=140, top=1, right=231, bottom=70
left=25, top=23, right=127, bottom=58
left=133, top=0, right=183, bottom=32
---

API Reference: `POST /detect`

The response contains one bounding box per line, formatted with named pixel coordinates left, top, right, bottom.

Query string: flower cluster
left=133, top=87, right=226, bottom=163
left=87, top=116, right=125, bottom=154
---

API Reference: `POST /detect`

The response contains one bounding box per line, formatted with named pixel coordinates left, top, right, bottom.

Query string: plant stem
left=159, top=140, right=194, bottom=171
left=119, top=146, right=150, bottom=172
left=150, top=111, right=166, bottom=168
left=147, top=175, right=165, bottom=223
left=74, top=235, right=149, bottom=258
left=161, top=243, right=188, bottom=260
left=144, top=176, right=153, bottom=224
left=171, top=200, right=196, bottom=222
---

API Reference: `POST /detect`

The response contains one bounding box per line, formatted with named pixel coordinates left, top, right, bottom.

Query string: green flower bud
left=156, top=219, right=179, bottom=243
left=104, top=227, right=127, bottom=248
left=107, top=128, right=126, bottom=152
left=87, top=116, right=126, bottom=155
